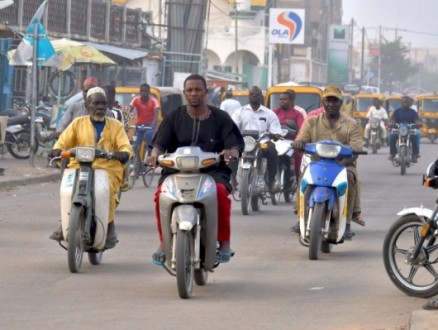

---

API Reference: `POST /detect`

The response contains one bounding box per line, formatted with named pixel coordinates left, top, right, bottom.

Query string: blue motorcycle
left=298, top=140, right=366, bottom=260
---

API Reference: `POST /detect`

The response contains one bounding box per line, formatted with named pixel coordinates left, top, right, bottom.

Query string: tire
left=240, top=168, right=252, bottom=215
left=271, top=170, right=282, bottom=205
left=128, top=158, right=139, bottom=189
left=67, top=205, right=85, bottom=273
left=176, top=229, right=194, bottom=299
left=6, top=131, right=37, bottom=159
left=88, top=252, right=103, bottom=265
left=321, top=241, right=333, bottom=253
left=194, top=269, right=209, bottom=286
left=309, top=202, right=326, bottom=260
left=371, top=134, right=378, bottom=154
left=383, top=214, right=438, bottom=298
left=251, top=194, right=260, bottom=212
left=142, top=166, right=155, bottom=187
left=400, top=145, right=406, bottom=175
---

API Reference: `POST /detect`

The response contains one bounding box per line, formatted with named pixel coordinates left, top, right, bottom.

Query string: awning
left=84, top=41, right=148, bottom=61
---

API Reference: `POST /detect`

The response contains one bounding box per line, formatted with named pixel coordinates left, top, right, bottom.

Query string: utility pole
left=349, top=18, right=354, bottom=83
left=360, top=26, right=365, bottom=84
left=377, top=25, right=382, bottom=90
left=234, top=1, right=238, bottom=79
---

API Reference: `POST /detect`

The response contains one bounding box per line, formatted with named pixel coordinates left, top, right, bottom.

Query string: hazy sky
left=342, top=0, right=438, bottom=48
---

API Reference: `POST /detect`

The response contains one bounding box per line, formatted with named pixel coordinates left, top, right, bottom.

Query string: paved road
left=1, top=142, right=438, bottom=329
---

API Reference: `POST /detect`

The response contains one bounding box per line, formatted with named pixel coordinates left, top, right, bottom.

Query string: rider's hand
left=223, top=148, right=240, bottom=164
left=293, top=141, right=305, bottom=151
left=113, top=151, right=130, bottom=164
left=269, top=133, right=281, bottom=141
left=145, top=154, right=158, bottom=168
left=50, top=149, right=62, bottom=158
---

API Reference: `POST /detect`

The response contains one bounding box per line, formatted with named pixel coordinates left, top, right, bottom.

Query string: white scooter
left=157, top=146, right=220, bottom=299
left=55, top=147, right=113, bottom=273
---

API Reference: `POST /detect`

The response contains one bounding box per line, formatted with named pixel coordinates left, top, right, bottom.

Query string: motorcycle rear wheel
left=194, top=268, right=208, bottom=286
left=67, top=205, right=85, bottom=273
left=6, top=131, right=37, bottom=159
left=142, top=166, right=155, bottom=188
left=176, top=229, right=194, bottom=299
left=371, top=134, right=378, bottom=154
left=383, top=214, right=438, bottom=298
left=88, top=252, right=103, bottom=265
left=309, top=202, right=326, bottom=260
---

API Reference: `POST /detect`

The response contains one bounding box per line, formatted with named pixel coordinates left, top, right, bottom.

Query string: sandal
left=351, top=212, right=365, bottom=226
left=152, top=251, right=166, bottom=266
left=423, top=300, right=438, bottom=310
left=216, top=250, right=235, bottom=263
left=343, top=226, right=355, bottom=240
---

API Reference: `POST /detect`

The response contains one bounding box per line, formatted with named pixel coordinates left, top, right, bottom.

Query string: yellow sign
left=111, top=0, right=127, bottom=4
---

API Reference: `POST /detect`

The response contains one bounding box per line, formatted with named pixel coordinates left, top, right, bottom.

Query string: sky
left=342, top=0, right=438, bottom=49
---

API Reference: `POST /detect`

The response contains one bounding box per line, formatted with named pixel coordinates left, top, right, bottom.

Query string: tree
left=371, top=37, right=418, bottom=92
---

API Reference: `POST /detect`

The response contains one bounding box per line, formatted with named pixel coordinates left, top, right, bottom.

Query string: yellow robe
left=54, top=116, right=133, bottom=222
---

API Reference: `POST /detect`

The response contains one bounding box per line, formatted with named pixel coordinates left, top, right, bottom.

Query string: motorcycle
left=369, top=117, right=384, bottom=154
left=297, top=140, right=366, bottom=260
left=383, top=161, right=438, bottom=297
left=272, top=126, right=296, bottom=204
left=238, top=130, right=272, bottom=215
left=157, top=146, right=220, bottom=299
left=390, top=123, right=418, bottom=175
left=54, top=147, right=115, bottom=273
left=5, top=113, right=36, bottom=159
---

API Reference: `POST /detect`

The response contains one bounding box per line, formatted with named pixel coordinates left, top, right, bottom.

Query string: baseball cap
left=322, top=85, right=342, bottom=100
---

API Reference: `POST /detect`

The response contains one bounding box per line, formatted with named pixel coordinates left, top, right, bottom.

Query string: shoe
left=216, top=249, right=235, bottom=263
left=351, top=212, right=365, bottom=226
left=49, top=225, right=63, bottom=241
left=423, top=300, right=438, bottom=310
left=121, top=181, right=129, bottom=192
left=363, top=141, right=369, bottom=148
left=388, top=154, right=395, bottom=161
left=104, top=222, right=118, bottom=249
left=291, top=221, right=300, bottom=233
left=343, top=225, right=355, bottom=240
left=412, top=154, right=419, bottom=163
left=152, top=251, right=166, bottom=265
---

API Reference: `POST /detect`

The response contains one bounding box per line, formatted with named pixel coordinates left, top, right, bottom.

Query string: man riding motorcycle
left=364, top=97, right=388, bottom=147
left=232, top=86, right=282, bottom=194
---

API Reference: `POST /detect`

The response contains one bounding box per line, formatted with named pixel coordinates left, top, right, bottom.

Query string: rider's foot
left=49, top=225, right=63, bottom=241
left=152, top=243, right=166, bottom=265
left=104, top=222, right=118, bottom=249
left=363, top=140, right=369, bottom=148
left=412, top=154, right=419, bottom=163
left=388, top=154, right=396, bottom=161
left=291, top=221, right=300, bottom=233
left=343, top=225, right=355, bottom=240
left=423, top=299, right=438, bottom=310
left=121, top=181, right=130, bottom=192
left=216, top=241, right=234, bottom=263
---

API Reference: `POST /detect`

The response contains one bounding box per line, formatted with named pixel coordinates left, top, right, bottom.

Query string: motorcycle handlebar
left=354, top=150, right=368, bottom=155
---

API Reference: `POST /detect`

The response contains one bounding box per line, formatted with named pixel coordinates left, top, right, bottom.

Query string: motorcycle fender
left=397, top=207, right=434, bottom=221
left=309, top=186, right=336, bottom=210
left=172, top=205, right=198, bottom=231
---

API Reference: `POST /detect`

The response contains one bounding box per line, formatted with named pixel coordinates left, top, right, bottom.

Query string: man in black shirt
left=147, top=74, right=244, bottom=265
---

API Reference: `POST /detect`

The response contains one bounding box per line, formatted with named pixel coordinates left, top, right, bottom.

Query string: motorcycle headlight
left=75, top=147, right=95, bottom=162
left=176, top=156, right=199, bottom=170
left=243, top=136, right=257, bottom=152
left=399, top=126, right=409, bottom=136
left=315, top=143, right=341, bottom=158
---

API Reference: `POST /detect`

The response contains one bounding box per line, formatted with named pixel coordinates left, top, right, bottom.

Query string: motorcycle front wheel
left=176, top=229, right=194, bottom=299
left=6, top=131, right=37, bottom=159
left=240, top=168, right=252, bottom=215
left=67, top=205, right=86, bottom=273
left=309, top=202, right=326, bottom=260
left=383, top=214, right=438, bottom=298
left=142, top=166, right=155, bottom=188
left=399, top=145, right=407, bottom=175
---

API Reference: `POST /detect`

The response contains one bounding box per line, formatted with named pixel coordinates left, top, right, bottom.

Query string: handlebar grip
left=354, top=150, right=368, bottom=155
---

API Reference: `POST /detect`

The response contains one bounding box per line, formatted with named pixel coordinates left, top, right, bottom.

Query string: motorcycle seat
left=7, top=114, right=30, bottom=126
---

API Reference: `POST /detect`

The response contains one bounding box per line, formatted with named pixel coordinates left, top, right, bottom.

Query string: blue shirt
left=391, top=108, right=420, bottom=124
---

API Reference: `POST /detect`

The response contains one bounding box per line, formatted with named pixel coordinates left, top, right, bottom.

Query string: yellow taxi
left=416, top=94, right=438, bottom=143
left=352, top=93, right=386, bottom=129
left=265, top=85, right=323, bottom=113
left=385, top=94, right=402, bottom=117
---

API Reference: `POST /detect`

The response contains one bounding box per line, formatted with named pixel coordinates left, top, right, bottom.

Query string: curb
left=0, top=173, right=61, bottom=189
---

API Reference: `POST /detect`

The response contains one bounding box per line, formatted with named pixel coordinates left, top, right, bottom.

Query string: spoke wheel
left=176, top=229, right=194, bottom=299
left=309, top=202, right=326, bottom=260
left=383, top=214, right=438, bottom=298
left=142, top=166, right=155, bottom=187
left=6, top=131, right=36, bottom=159
left=67, top=205, right=85, bottom=273
left=371, top=134, right=378, bottom=154
left=128, top=158, right=140, bottom=188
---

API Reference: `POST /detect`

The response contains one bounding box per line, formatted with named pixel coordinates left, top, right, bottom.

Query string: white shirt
left=366, top=106, right=388, bottom=120
left=220, top=98, right=242, bottom=117
left=232, top=104, right=282, bottom=134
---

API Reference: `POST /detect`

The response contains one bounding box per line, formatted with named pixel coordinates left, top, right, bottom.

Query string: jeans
left=389, top=129, right=420, bottom=156
left=133, top=124, right=155, bottom=164
left=259, top=141, right=278, bottom=186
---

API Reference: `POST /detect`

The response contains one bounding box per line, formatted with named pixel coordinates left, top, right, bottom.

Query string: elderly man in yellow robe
left=49, top=87, right=133, bottom=249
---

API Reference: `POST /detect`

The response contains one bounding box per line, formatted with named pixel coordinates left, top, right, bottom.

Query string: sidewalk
left=0, top=151, right=437, bottom=329
left=0, top=151, right=60, bottom=189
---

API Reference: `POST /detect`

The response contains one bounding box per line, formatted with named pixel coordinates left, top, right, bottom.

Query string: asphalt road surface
left=1, top=141, right=437, bottom=330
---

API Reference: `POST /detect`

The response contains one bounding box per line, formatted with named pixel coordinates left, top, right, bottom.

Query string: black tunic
left=153, top=105, right=244, bottom=191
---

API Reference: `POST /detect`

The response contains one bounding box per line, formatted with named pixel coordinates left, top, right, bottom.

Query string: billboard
left=327, top=25, right=350, bottom=84
left=269, top=9, right=305, bottom=44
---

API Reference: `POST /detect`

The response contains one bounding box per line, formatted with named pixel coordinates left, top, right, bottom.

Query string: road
left=0, top=142, right=436, bottom=330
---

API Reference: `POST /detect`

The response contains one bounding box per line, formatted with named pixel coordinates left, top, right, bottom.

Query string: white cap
left=86, top=87, right=106, bottom=99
